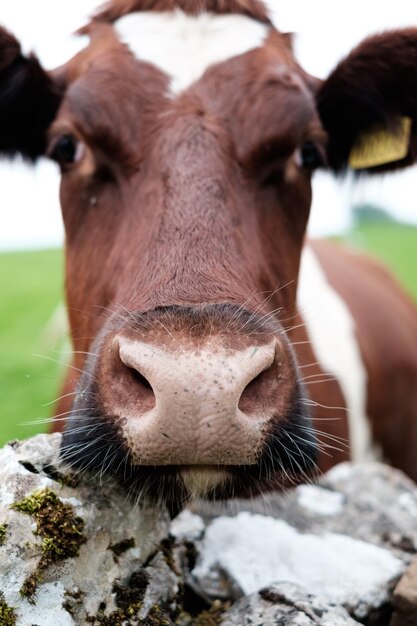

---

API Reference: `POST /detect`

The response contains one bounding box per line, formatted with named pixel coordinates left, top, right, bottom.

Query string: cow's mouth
left=60, top=382, right=316, bottom=515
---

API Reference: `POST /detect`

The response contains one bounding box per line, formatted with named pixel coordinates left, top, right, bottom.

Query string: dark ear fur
left=0, top=27, right=62, bottom=160
left=317, top=28, right=417, bottom=172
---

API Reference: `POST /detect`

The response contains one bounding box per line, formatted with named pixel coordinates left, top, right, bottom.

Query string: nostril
left=238, top=360, right=279, bottom=417
left=128, top=366, right=153, bottom=391
left=117, top=340, right=157, bottom=412
left=121, top=363, right=156, bottom=412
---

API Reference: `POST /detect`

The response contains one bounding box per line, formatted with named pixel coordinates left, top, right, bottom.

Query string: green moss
left=62, top=589, right=84, bottom=617
left=192, top=600, right=228, bottom=626
left=86, top=570, right=150, bottom=625
left=85, top=575, right=225, bottom=626
left=114, top=569, right=148, bottom=612
left=0, top=523, right=8, bottom=546
left=0, top=594, right=17, bottom=625
left=138, top=604, right=172, bottom=625
left=86, top=606, right=136, bottom=625
left=11, top=488, right=86, bottom=602
left=108, top=537, right=136, bottom=558
left=86, top=604, right=146, bottom=625
left=175, top=600, right=229, bottom=626
left=19, top=569, right=44, bottom=601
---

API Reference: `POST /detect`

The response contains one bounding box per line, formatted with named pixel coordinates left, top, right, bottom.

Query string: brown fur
left=313, top=240, right=417, bottom=476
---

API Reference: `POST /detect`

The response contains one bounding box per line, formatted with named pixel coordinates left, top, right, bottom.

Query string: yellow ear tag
left=348, top=116, right=412, bottom=170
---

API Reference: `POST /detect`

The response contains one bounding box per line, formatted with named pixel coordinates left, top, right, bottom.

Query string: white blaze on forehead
left=297, top=246, right=373, bottom=462
left=114, top=10, right=269, bottom=94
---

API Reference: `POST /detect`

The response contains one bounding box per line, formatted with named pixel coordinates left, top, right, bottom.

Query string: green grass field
left=0, top=249, right=64, bottom=445
left=342, top=221, right=417, bottom=302
left=0, top=221, right=416, bottom=447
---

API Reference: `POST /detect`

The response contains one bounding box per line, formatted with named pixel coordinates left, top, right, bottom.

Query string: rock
left=1, top=435, right=417, bottom=626
left=188, top=511, right=404, bottom=620
left=170, top=509, right=205, bottom=542
left=187, top=462, right=417, bottom=622
left=220, top=582, right=361, bottom=625
left=0, top=434, right=177, bottom=625
left=390, top=556, right=417, bottom=626
left=193, top=462, right=417, bottom=554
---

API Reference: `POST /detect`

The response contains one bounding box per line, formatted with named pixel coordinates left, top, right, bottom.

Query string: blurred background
left=0, top=0, right=416, bottom=445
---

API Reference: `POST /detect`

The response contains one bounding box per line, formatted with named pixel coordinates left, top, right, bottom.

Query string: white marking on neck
left=297, top=246, right=375, bottom=462
left=114, top=10, right=269, bottom=94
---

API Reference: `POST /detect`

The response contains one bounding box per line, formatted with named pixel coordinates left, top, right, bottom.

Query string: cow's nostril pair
left=123, top=354, right=276, bottom=417
left=110, top=334, right=283, bottom=467
left=122, top=355, right=277, bottom=416
left=116, top=336, right=279, bottom=419
left=104, top=334, right=285, bottom=465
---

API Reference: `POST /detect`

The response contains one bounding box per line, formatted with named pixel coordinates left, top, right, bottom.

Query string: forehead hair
left=90, top=0, right=272, bottom=24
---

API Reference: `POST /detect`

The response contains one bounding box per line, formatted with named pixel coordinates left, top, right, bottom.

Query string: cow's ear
left=0, top=27, right=63, bottom=160
left=317, top=29, right=417, bottom=173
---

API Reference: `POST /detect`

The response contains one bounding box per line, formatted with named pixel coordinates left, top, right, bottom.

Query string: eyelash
left=298, top=141, right=325, bottom=171
left=260, top=141, right=324, bottom=187
left=48, top=134, right=85, bottom=169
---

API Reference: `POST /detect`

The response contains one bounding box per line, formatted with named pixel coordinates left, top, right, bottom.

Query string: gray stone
left=187, top=462, right=417, bottom=621
left=137, top=551, right=181, bottom=620
left=188, top=510, right=404, bottom=620
left=193, top=462, right=417, bottom=555
left=0, top=433, right=175, bottom=625
left=220, top=582, right=361, bottom=625
left=1, top=436, right=417, bottom=626
left=390, top=555, right=417, bottom=626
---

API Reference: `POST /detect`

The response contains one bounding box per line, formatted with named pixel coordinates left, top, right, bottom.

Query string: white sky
left=0, top=0, right=416, bottom=250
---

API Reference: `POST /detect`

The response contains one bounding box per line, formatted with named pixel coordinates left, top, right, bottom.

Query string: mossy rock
left=11, top=488, right=86, bottom=602
left=0, top=594, right=17, bottom=626
left=0, top=523, right=7, bottom=546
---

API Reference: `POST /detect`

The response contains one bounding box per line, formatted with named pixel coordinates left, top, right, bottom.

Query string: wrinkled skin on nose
left=61, top=305, right=316, bottom=513
left=108, top=336, right=281, bottom=465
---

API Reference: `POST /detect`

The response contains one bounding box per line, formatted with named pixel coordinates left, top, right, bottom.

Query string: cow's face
left=56, top=16, right=321, bottom=321
left=1, top=0, right=417, bottom=511
left=55, top=14, right=320, bottom=508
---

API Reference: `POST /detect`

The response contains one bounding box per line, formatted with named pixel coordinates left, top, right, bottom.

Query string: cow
left=1, top=0, right=417, bottom=515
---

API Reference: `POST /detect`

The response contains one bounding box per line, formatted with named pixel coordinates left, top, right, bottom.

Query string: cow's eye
left=299, top=141, right=324, bottom=171
left=49, top=134, right=85, bottom=168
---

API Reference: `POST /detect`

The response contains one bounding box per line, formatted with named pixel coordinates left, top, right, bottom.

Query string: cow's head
left=2, top=1, right=417, bottom=511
